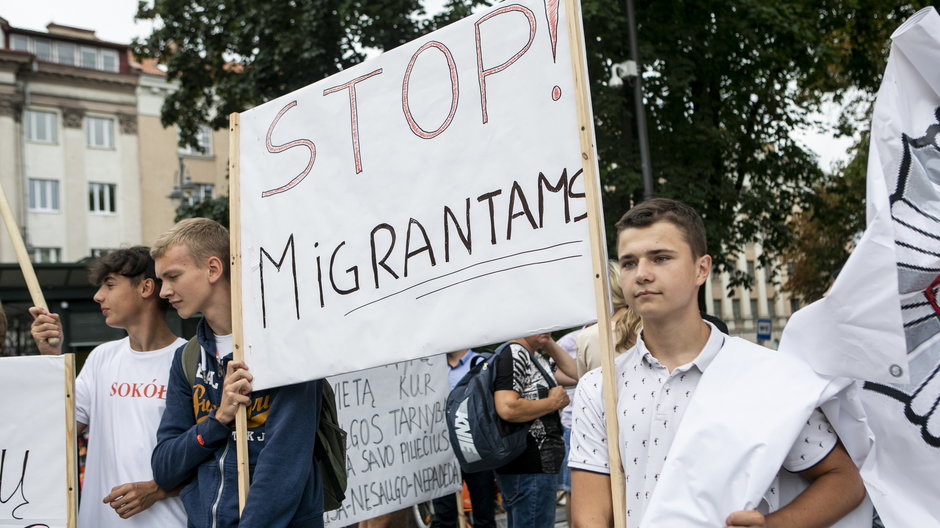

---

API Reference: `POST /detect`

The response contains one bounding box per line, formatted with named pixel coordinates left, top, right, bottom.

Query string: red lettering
left=474, top=5, right=537, bottom=124
left=402, top=41, right=459, bottom=139
left=323, top=69, right=383, bottom=173
left=262, top=101, right=316, bottom=197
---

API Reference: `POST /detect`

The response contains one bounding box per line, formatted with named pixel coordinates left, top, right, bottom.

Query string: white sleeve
left=74, top=351, right=95, bottom=426
left=783, top=408, right=838, bottom=472
left=568, top=368, right=611, bottom=474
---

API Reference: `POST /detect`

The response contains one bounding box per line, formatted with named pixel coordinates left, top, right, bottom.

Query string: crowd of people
left=29, top=198, right=867, bottom=528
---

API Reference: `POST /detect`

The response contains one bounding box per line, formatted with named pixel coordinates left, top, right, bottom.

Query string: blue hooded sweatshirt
left=152, top=318, right=323, bottom=527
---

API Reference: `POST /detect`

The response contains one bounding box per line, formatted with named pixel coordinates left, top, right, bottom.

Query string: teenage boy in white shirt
left=568, top=198, right=865, bottom=528
left=30, top=247, right=187, bottom=527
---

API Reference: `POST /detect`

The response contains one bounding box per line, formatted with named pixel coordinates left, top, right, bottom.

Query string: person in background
left=431, top=349, right=497, bottom=528
left=576, top=260, right=642, bottom=378
left=30, top=247, right=187, bottom=527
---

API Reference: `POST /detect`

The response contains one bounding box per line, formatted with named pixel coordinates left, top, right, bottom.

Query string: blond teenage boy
left=568, top=199, right=865, bottom=528
left=149, top=218, right=324, bottom=528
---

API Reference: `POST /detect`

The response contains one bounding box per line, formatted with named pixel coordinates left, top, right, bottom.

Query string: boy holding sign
left=568, top=199, right=865, bottom=527
left=30, top=247, right=187, bottom=527
left=150, top=218, right=324, bottom=528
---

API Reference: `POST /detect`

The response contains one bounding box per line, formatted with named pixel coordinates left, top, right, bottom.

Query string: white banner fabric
left=779, top=7, right=940, bottom=526
left=0, top=355, right=69, bottom=527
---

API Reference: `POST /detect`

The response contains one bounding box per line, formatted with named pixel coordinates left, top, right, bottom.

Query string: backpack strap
left=181, top=337, right=201, bottom=387
left=530, top=353, right=558, bottom=388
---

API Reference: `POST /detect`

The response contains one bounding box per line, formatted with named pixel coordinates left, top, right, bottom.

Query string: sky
left=0, top=0, right=856, bottom=170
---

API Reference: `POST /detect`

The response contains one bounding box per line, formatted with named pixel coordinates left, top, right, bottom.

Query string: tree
left=133, top=0, right=486, bottom=147
left=579, top=0, right=922, bottom=295
left=783, top=134, right=868, bottom=303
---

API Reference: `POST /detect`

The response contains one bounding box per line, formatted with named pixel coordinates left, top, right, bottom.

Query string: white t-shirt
left=569, top=325, right=837, bottom=525
left=75, top=336, right=187, bottom=528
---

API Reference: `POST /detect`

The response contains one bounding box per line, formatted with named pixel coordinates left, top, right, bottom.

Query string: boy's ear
left=206, top=255, right=225, bottom=284
left=138, top=277, right=157, bottom=299
left=695, top=254, right=712, bottom=285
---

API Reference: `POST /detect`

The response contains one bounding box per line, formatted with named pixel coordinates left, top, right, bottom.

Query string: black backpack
left=181, top=338, right=348, bottom=511
left=445, top=343, right=557, bottom=473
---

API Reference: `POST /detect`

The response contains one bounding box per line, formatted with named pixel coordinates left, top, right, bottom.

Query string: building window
left=768, top=299, right=776, bottom=318
left=31, top=247, right=61, bottom=263
left=33, top=38, right=53, bottom=61
left=88, top=182, right=116, bottom=214
left=790, top=297, right=801, bottom=314
left=85, top=116, right=115, bottom=149
left=90, top=248, right=114, bottom=259
left=80, top=46, right=98, bottom=69
left=101, top=49, right=119, bottom=72
left=750, top=299, right=758, bottom=317
left=10, top=34, right=28, bottom=51
left=186, top=183, right=215, bottom=205
left=28, top=179, right=60, bottom=212
left=178, top=125, right=213, bottom=156
left=24, top=109, right=58, bottom=143
left=56, top=42, right=77, bottom=66
left=746, top=260, right=755, bottom=278
left=731, top=299, right=740, bottom=320
left=712, top=299, right=721, bottom=316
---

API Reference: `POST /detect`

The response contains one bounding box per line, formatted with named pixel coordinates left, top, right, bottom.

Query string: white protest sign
left=0, top=355, right=75, bottom=528
left=323, top=356, right=459, bottom=526
left=236, top=0, right=598, bottom=389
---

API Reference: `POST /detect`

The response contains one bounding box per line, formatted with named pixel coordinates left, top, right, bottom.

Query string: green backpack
left=181, top=338, right=348, bottom=511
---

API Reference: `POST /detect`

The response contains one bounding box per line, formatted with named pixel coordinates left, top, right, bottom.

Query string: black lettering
left=538, top=169, right=570, bottom=226
left=404, top=218, right=436, bottom=277
left=329, top=241, right=360, bottom=295
left=507, top=180, right=537, bottom=240
left=443, top=198, right=472, bottom=262
left=370, top=223, right=399, bottom=288
left=568, top=168, right=587, bottom=222
left=477, top=189, right=502, bottom=245
left=259, top=234, right=300, bottom=328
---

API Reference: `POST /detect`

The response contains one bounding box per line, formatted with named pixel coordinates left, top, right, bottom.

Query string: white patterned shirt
left=569, top=323, right=837, bottom=524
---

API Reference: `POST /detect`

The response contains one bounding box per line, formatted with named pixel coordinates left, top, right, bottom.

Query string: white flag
left=779, top=7, right=940, bottom=526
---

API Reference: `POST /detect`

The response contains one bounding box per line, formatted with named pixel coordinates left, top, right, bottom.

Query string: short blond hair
left=151, top=218, right=230, bottom=278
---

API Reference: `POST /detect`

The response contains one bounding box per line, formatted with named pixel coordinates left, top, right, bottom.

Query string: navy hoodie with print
left=152, top=318, right=324, bottom=527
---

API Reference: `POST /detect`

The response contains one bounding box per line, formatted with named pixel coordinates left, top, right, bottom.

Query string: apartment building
left=0, top=19, right=142, bottom=263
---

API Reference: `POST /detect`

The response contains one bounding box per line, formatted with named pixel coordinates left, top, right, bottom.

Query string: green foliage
left=579, top=0, right=922, bottom=292
left=175, top=195, right=230, bottom=227
left=784, top=134, right=869, bottom=303
left=133, top=0, right=486, bottom=147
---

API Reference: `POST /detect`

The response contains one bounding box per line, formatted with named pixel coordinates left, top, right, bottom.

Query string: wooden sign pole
left=0, top=182, right=59, bottom=345
left=229, top=112, right=251, bottom=513
left=564, top=0, right=627, bottom=526
left=64, top=353, right=77, bottom=528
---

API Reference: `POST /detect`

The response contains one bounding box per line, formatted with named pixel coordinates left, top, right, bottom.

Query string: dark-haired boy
left=30, top=246, right=186, bottom=527
left=569, top=199, right=865, bottom=527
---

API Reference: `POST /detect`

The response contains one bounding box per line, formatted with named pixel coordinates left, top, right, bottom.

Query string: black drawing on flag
left=864, top=107, right=940, bottom=448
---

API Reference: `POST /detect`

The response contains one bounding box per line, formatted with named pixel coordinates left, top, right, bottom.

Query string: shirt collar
left=637, top=320, right=726, bottom=373
left=451, top=349, right=476, bottom=369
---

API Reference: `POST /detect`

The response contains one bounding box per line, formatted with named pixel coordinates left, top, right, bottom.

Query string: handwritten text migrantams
left=238, top=0, right=598, bottom=389
left=323, top=356, right=459, bottom=526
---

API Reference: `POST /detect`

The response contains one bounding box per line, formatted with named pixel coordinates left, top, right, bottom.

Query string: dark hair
left=614, top=198, right=707, bottom=257
left=88, top=247, right=169, bottom=310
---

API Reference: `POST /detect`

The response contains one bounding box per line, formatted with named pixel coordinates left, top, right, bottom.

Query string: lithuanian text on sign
left=323, top=356, right=459, bottom=526
left=238, top=0, right=597, bottom=389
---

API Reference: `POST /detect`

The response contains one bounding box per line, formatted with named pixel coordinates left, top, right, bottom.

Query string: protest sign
left=323, top=356, right=459, bottom=526
left=779, top=6, right=940, bottom=526
left=233, top=0, right=598, bottom=390
left=0, top=355, right=76, bottom=528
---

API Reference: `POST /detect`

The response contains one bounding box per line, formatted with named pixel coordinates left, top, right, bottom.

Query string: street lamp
left=609, top=0, right=654, bottom=200
left=167, top=156, right=197, bottom=206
